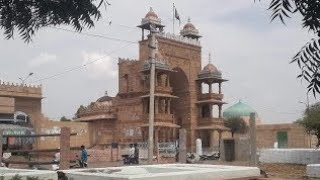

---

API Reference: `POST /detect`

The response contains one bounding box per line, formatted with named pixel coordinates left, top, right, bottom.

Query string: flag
left=174, top=8, right=181, bottom=24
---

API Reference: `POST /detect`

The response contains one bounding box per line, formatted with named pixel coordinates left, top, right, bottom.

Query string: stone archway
left=170, top=67, right=190, bottom=129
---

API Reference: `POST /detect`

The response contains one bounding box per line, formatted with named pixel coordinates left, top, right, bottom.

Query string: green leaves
left=224, top=117, right=248, bottom=137
left=0, top=0, right=106, bottom=42
left=256, top=0, right=320, bottom=96
left=268, top=0, right=294, bottom=24
left=291, top=38, right=320, bottom=97
left=299, top=102, right=320, bottom=143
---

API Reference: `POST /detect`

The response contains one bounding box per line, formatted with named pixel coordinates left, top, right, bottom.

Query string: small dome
left=145, top=7, right=158, bottom=19
left=180, top=18, right=201, bottom=39
left=96, top=91, right=112, bottom=102
left=198, top=53, right=222, bottom=79
left=198, top=63, right=222, bottom=79
left=223, top=101, right=258, bottom=119
left=183, top=21, right=196, bottom=31
left=203, top=64, right=218, bottom=73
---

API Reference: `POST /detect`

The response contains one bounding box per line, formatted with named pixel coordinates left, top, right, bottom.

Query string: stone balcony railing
left=143, top=85, right=173, bottom=94
left=198, top=93, right=223, bottom=101
left=143, top=113, right=175, bottom=123
left=198, top=117, right=224, bottom=126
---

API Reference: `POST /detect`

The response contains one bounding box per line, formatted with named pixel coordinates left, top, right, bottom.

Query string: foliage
left=10, top=175, right=22, bottom=180
left=60, top=116, right=71, bottom=122
left=0, top=0, right=107, bottom=42
left=256, top=0, right=320, bottom=96
left=224, top=117, right=248, bottom=137
left=297, top=102, right=320, bottom=147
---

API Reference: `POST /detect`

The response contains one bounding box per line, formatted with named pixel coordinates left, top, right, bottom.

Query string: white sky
left=0, top=0, right=316, bottom=123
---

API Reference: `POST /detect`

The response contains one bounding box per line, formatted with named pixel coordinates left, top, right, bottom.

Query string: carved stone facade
left=75, top=8, right=231, bottom=151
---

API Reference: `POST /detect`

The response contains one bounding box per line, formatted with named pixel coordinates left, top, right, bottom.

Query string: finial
left=188, top=17, right=191, bottom=23
left=105, top=91, right=108, bottom=96
left=208, top=52, right=212, bottom=64
left=150, top=7, right=153, bottom=12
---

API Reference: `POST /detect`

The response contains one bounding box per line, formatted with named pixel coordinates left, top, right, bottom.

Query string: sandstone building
left=0, top=80, right=90, bottom=150
left=75, top=8, right=230, bottom=151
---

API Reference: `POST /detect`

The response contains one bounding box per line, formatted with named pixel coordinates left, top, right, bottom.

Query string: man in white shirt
left=128, top=144, right=135, bottom=158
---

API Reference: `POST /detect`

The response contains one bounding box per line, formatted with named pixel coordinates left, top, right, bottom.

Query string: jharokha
left=74, top=8, right=230, bottom=151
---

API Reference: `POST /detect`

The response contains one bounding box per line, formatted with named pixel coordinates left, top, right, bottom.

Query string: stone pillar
left=249, top=113, right=257, bottom=166
left=218, top=105, right=222, bottom=118
left=60, top=127, right=71, bottom=170
left=210, top=130, right=215, bottom=151
left=218, top=131, right=222, bottom=150
left=178, top=129, right=187, bottom=163
left=155, top=129, right=159, bottom=162
left=209, top=83, right=212, bottom=94
left=209, top=104, right=213, bottom=118
left=167, top=99, right=171, bottom=114
left=219, top=83, right=222, bottom=94
left=142, top=29, right=144, bottom=40
left=155, top=97, right=159, bottom=114
left=0, top=129, right=3, bottom=165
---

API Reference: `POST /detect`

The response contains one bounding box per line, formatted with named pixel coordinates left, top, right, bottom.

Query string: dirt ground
left=203, top=160, right=307, bottom=179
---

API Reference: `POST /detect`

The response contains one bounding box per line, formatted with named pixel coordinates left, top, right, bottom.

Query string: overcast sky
left=0, top=0, right=316, bottom=123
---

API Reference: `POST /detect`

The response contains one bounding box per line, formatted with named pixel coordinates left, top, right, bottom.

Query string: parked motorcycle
left=199, top=152, right=220, bottom=161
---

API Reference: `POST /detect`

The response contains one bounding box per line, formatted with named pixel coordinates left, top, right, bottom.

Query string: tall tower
left=196, top=53, right=228, bottom=151
left=138, top=8, right=180, bottom=160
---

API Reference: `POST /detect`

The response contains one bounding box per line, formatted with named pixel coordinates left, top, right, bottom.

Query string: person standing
left=128, top=144, right=135, bottom=158
left=134, top=143, right=139, bottom=164
left=80, top=145, right=88, bottom=168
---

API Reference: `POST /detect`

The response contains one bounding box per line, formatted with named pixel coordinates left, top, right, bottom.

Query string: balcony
left=198, top=93, right=223, bottom=101
left=143, top=85, right=173, bottom=94
left=197, top=117, right=224, bottom=126
left=143, top=113, right=175, bottom=123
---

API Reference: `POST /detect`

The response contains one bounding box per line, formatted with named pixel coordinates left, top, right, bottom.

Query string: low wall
left=0, top=168, right=57, bottom=179
left=307, top=164, right=320, bottom=178
left=259, top=149, right=320, bottom=164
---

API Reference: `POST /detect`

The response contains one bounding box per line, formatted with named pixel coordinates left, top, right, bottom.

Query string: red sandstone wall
left=34, top=117, right=90, bottom=150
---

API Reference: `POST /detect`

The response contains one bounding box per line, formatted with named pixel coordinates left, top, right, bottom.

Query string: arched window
left=14, top=111, right=28, bottom=124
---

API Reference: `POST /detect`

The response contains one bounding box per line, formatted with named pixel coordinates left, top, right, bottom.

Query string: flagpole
left=173, top=3, right=175, bottom=35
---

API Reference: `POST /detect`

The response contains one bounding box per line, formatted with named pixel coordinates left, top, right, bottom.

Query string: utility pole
left=148, top=25, right=157, bottom=164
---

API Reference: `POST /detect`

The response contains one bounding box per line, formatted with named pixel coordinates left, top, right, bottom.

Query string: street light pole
left=148, top=25, right=157, bottom=164
left=19, top=72, right=34, bottom=85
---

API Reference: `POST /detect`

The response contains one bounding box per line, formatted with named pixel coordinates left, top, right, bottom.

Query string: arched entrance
left=170, top=68, right=190, bottom=129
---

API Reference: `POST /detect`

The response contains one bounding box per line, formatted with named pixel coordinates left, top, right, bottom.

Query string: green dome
left=223, top=101, right=257, bottom=119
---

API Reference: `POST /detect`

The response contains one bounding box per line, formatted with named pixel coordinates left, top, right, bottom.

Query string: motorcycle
left=51, top=155, right=88, bottom=170
left=199, top=152, right=220, bottom=161
left=122, top=154, right=138, bottom=165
